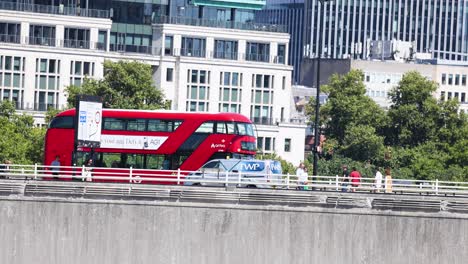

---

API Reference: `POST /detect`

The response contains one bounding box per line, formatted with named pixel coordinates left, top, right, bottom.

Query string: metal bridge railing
left=1, top=163, right=468, bottom=197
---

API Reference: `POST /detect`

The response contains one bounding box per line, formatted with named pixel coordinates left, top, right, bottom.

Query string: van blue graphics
left=239, top=161, right=265, bottom=172
left=239, top=160, right=282, bottom=174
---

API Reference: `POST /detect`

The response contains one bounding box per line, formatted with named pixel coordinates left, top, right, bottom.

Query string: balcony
left=153, top=15, right=286, bottom=33
left=213, top=51, right=238, bottom=60
left=28, top=36, right=57, bottom=47
left=251, top=117, right=274, bottom=125
left=0, top=1, right=110, bottom=19
left=63, top=39, right=90, bottom=49
left=109, top=44, right=161, bottom=55
left=245, top=53, right=271, bottom=63
left=180, top=48, right=206, bottom=58
left=0, top=34, right=20, bottom=44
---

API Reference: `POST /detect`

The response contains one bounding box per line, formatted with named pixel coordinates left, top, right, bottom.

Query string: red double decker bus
left=44, top=109, right=257, bottom=182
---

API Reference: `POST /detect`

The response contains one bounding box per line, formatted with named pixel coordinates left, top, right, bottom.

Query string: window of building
left=441, top=73, right=446, bottom=85
left=455, top=74, right=460, bottom=85
left=463, top=75, right=467, bottom=86
left=166, top=68, right=173, bottom=82
left=440, top=91, right=445, bottom=101
left=97, top=30, right=107, bottom=50
left=282, top=76, right=286, bottom=90
left=277, top=44, right=286, bottom=64
left=447, top=92, right=452, bottom=100
left=70, top=61, right=95, bottom=87
left=64, top=28, right=90, bottom=49
left=0, top=55, right=25, bottom=109
left=455, top=92, right=459, bottom=100
left=219, top=72, right=242, bottom=113
left=214, top=40, right=238, bottom=60
left=181, top=37, right=206, bottom=57
left=186, top=69, right=210, bottom=112
left=164, top=35, right=173, bottom=55
left=246, top=42, right=270, bottom=62
left=284, top=138, right=291, bottom=152
left=0, top=22, right=21, bottom=44
left=250, top=74, right=274, bottom=125
left=257, top=137, right=275, bottom=153
left=35, top=58, right=60, bottom=111
left=448, top=74, right=453, bottom=85
left=461, top=92, right=466, bottom=102
left=29, top=24, right=56, bottom=46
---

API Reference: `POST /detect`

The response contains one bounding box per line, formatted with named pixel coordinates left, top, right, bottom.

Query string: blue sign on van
left=239, top=161, right=265, bottom=172
left=270, top=161, right=282, bottom=174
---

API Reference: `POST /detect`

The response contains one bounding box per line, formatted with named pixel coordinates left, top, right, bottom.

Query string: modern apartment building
left=0, top=0, right=306, bottom=164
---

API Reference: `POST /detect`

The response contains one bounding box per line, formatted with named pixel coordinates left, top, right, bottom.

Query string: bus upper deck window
left=104, top=118, right=126, bottom=130
left=127, top=119, right=146, bottom=131
left=49, top=116, right=74, bottom=129
left=226, top=123, right=236, bottom=134
left=195, top=122, right=214, bottom=133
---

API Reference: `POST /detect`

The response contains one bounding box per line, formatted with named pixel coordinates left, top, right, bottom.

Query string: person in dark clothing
left=341, top=165, right=349, bottom=192
left=51, top=155, right=61, bottom=180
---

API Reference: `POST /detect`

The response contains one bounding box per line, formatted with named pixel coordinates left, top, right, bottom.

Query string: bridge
left=1, top=179, right=467, bottom=264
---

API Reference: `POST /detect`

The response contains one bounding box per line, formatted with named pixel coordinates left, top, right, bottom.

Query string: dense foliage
left=306, top=70, right=468, bottom=181
left=0, top=101, right=45, bottom=164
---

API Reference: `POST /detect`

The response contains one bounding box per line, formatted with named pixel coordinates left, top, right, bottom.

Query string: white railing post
left=335, top=175, right=339, bottom=191
left=435, top=179, right=439, bottom=195
left=81, top=165, right=85, bottom=181
left=286, top=173, right=290, bottom=189
left=21, top=168, right=25, bottom=180
left=129, top=166, right=133, bottom=183
left=225, top=171, right=229, bottom=187
left=177, top=169, right=181, bottom=185
left=34, top=163, right=38, bottom=180
left=238, top=171, right=241, bottom=187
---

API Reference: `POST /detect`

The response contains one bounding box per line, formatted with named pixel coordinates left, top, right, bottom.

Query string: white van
left=184, top=159, right=283, bottom=188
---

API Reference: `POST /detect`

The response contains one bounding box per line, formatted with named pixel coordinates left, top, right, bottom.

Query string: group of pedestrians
left=341, top=166, right=363, bottom=192
left=341, top=165, right=392, bottom=193
left=294, top=161, right=393, bottom=193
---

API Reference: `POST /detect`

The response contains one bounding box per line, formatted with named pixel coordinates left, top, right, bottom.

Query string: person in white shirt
left=374, top=167, right=383, bottom=193
left=296, top=162, right=308, bottom=190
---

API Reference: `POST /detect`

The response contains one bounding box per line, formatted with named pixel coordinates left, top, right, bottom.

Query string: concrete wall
left=1, top=196, right=467, bottom=264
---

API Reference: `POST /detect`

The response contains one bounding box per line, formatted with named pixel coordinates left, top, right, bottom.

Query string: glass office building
left=304, top=0, right=468, bottom=61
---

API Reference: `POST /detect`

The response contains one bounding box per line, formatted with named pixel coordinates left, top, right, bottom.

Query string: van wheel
left=246, top=185, right=257, bottom=188
left=192, top=183, right=201, bottom=186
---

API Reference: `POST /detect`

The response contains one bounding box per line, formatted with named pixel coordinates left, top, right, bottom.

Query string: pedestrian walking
left=374, top=167, right=383, bottom=193
left=51, top=155, right=61, bottom=180
left=296, top=162, right=308, bottom=190
left=350, top=167, right=361, bottom=192
left=341, top=165, right=349, bottom=192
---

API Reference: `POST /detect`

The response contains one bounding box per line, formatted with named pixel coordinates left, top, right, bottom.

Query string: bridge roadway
left=0, top=179, right=467, bottom=264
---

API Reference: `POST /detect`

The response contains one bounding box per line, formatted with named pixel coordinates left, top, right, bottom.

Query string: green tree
left=341, top=125, right=385, bottom=162
left=66, top=60, right=169, bottom=109
left=387, top=71, right=440, bottom=147
left=0, top=101, right=45, bottom=164
left=316, top=69, right=387, bottom=145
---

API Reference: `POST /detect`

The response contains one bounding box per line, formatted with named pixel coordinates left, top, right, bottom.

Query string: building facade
left=255, top=0, right=305, bottom=83
left=0, top=0, right=306, bottom=165
left=304, top=0, right=468, bottom=61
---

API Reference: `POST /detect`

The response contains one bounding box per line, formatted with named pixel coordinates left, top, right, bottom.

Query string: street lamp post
left=312, top=0, right=330, bottom=176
